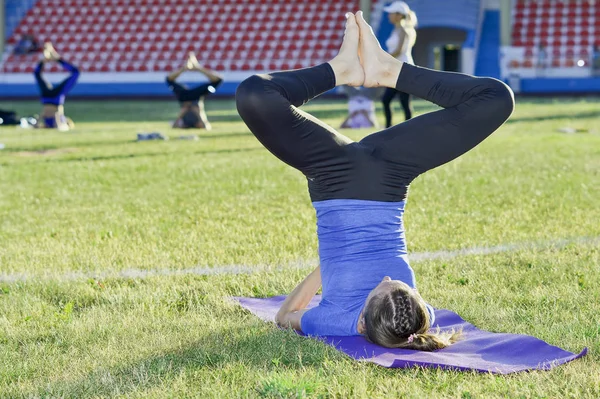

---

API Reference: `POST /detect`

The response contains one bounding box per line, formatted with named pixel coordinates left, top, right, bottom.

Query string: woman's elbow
left=275, top=309, right=300, bottom=330
left=274, top=311, right=287, bottom=328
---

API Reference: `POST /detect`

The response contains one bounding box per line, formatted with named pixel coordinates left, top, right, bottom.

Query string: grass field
left=0, top=97, right=599, bottom=398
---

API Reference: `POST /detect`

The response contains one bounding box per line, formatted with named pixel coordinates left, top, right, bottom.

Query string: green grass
left=0, top=97, right=599, bottom=398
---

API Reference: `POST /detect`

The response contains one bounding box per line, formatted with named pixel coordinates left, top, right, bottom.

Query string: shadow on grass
left=26, top=325, right=334, bottom=398
left=1, top=131, right=253, bottom=154
left=506, top=110, right=600, bottom=123
left=2, top=139, right=138, bottom=153
left=0, top=146, right=263, bottom=166
left=0, top=99, right=242, bottom=123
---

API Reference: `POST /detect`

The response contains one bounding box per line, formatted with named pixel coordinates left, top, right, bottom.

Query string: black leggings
left=236, top=63, right=514, bottom=202
left=166, top=77, right=223, bottom=104
left=382, top=87, right=412, bottom=127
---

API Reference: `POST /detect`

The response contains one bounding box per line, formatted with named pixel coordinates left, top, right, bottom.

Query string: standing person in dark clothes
left=381, top=1, right=417, bottom=127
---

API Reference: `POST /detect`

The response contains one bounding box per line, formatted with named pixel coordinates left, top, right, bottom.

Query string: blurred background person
left=340, top=86, right=379, bottom=129
left=536, top=44, right=548, bottom=77
left=13, top=33, right=41, bottom=55
left=381, top=1, right=417, bottom=128
left=166, top=52, right=224, bottom=130
left=593, top=45, right=600, bottom=76
left=34, top=42, right=79, bottom=130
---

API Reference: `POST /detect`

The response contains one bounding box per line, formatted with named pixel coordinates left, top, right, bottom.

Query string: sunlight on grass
left=0, top=97, right=599, bottom=398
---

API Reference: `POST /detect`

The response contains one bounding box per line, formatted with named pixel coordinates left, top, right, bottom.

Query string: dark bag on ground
left=0, top=109, right=20, bottom=125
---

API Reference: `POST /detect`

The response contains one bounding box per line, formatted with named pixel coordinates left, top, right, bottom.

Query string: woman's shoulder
left=301, top=300, right=361, bottom=337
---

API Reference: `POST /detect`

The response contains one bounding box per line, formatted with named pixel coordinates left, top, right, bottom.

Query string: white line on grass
left=1, top=236, right=598, bottom=283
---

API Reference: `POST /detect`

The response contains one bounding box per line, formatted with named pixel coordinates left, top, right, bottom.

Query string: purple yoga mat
left=233, top=295, right=587, bottom=374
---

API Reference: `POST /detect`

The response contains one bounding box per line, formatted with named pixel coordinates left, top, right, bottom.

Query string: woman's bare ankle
left=363, top=58, right=403, bottom=88
left=379, top=60, right=404, bottom=88
left=328, top=58, right=361, bottom=87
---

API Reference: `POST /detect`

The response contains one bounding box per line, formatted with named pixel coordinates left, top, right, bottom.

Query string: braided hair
left=363, top=288, right=461, bottom=351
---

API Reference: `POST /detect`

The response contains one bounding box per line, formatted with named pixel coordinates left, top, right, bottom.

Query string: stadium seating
left=1, top=0, right=358, bottom=73
left=510, top=0, right=599, bottom=69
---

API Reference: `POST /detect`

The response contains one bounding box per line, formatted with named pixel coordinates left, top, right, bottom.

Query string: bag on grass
left=0, top=109, right=20, bottom=126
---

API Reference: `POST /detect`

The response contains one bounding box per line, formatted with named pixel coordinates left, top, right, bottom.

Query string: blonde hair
left=363, top=289, right=461, bottom=351
left=402, top=10, right=418, bottom=28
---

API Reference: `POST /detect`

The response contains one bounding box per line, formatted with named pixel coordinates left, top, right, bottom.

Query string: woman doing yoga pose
left=236, top=12, right=514, bottom=350
left=166, top=52, right=223, bottom=130
left=34, top=42, right=79, bottom=130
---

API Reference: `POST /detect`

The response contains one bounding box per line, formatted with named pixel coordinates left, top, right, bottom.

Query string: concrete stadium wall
left=4, top=0, right=36, bottom=38
left=0, top=0, right=5, bottom=55
left=412, top=28, right=468, bottom=70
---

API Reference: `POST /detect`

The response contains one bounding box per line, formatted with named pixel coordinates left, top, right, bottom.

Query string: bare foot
left=43, top=42, right=60, bottom=61
left=186, top=52, right=199, bottom=70
left=328, top=13, right=364, bottom=87
left=355, top=11, right=402, bottom=88
left=43, top=42, right=53, bottom=61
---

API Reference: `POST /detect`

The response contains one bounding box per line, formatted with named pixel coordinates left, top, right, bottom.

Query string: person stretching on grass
left=166, top=52, right=223, bottom=130
left=34, top=42, right=79, bottom=130
left=236, top=12, right=514, bottom=350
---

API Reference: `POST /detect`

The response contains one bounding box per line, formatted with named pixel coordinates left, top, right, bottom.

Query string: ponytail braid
left=364, top=287, right=462, bottom=351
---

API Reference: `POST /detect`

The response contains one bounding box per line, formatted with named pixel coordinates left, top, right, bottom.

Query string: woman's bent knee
left=483, top=78, right=515, bottom=119
left=236, top=75, right=267, bottom=103
left=235, top=75, right=271, bottom=117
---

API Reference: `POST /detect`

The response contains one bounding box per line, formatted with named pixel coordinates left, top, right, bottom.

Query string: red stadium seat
left=580, top=47, right=590, bottom=56
left=552, top=48, right=562, bottom=57
left=524, top=47, right=534, bottom=57
left=0, top=0, right=452, bottom=73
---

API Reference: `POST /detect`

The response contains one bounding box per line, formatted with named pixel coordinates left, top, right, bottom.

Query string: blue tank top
left=41, top=95, right=65, bottom=106
left=43, top=116, right=56, bottom=128
left=301, top=199, right=435, bottom=337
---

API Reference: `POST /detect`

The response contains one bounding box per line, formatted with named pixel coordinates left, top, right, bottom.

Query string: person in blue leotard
left=33, top=42, right=79, bottom=131
left=235, top=12, right=514, bottom=350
